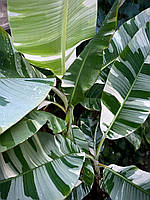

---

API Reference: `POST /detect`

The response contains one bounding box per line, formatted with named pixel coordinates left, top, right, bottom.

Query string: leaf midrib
left=105, top=49, right=150, bottom=137
left=0, top=152, right=83, bottom=184
left=105, top=166, right=150, bottom=196
left=61, top=0, right=68, bottom=75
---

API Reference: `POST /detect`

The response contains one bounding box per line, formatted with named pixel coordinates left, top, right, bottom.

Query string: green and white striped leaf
left=0, top=132, right=85, bottom=200
left=0, top=111, right=47, bottom=153
left=100, top=22, right=150, bottom=139
left=100, top=8, right=150, bottom=84
left=7, top=0, right=97, bottom=77
left=103, top=8, right=150, bottom=69
left=72, top=126, right=89, bottom=153
left=62, top=0, right=124, bottom=106
left=0, top=110, right=66, bottom=152
left=0, top=27, right=55, bottom=134
left=81, top=83, right=104, bottom=111
left=103, top=164, right=150, bottom=200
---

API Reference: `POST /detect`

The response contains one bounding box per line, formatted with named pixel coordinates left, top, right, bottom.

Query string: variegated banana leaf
left=103, top=7, right=150, bottom=69
left=7, top=0, right=97, bottom=77
left=62, top=0, right=124, bottom=106
left=103, top=164, right=150, bottom=200
left=0, top=132, right=85, bottom=200
left=100, top=22, right=150, bottom=139
left=0, top=110, right=65, bottom=153
left=0, top=27, right=54, bottom=134
left=99, top=8, right=150, bottom=84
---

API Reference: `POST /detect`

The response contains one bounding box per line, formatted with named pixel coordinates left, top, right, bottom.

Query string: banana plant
left=0, top=0, right=150, bottom=199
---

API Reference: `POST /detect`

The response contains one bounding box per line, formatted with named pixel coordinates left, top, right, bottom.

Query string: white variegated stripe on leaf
left=0, top=132, right=85, bottom=200
left=72, top=126, right=89, bottom=153
left=103, top=8, right=150, bottom=68
left=100, top=22, right=150, bottom=139
left=7, top=0, right=97, bottom=77
left=0, top=110, right=65, bottom=153
left=103, top=164, right=150, bottom=200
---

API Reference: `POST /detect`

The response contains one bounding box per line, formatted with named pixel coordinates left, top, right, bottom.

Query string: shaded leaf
left=81, top=83, right=104, bottom=111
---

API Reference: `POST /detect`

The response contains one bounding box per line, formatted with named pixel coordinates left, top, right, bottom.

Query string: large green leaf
left=7, top=0, right=97, bottom=77
left=0, top=27, right=54, bottom=134
left=0, top=132, right=85, bottom=200
left=100, top=22, right=150, bottom=139
left=103, top=164, right=150, bottom=200
left=62, top=0, right=124, bottom=106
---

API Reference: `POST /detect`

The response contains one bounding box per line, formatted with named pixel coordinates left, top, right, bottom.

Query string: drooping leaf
left=103, top=164, right=150, bottom=200
left=81, top=83, right=104, bottom=111
left=0, top=132, right=85, bottom=200
left=0, top=111, right=47, bottom=153
left=0, top=110, right=66, bottom=153
left=7, top=0, right=97, bottom=77
left=0, top=27, right=54, bottom=134
left=100, top=22, right=150, bottom=139
left=62, top=0, right=124, bottom=106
